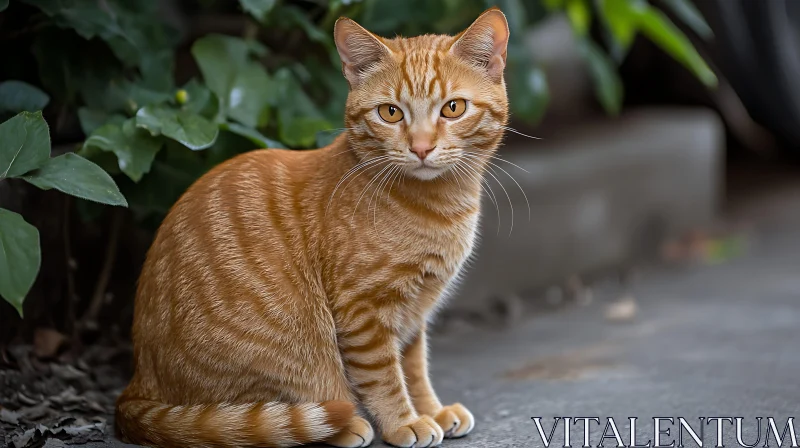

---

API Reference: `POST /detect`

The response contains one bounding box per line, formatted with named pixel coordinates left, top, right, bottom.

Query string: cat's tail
left=115, top=395, right=354, bottom=448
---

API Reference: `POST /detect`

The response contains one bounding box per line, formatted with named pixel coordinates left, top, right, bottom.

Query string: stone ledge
left=450, top=107, right=725, bottom=312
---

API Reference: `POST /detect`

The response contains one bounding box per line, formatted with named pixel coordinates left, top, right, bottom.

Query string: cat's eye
left=441, top=99, right=467, bottom=118
left=378, top=104, right=404, bottom=123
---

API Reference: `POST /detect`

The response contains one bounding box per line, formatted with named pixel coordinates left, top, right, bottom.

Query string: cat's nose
left=411, top=144, right=436, bottom=160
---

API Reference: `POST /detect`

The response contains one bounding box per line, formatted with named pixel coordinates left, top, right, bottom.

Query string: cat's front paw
left=382, top=415, right=444, bottom=448
left=434, top=403, right=474, bottom=438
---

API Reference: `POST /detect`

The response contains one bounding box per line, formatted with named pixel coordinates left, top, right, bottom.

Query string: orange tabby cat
left=115, top=7, right=509, bottom=448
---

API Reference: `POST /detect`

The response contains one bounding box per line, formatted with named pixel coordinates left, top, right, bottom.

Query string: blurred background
left=1, top=0, right=799, bottom=446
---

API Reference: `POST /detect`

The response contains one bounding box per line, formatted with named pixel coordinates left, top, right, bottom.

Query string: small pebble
left=605, top=295, right=638, bottom=322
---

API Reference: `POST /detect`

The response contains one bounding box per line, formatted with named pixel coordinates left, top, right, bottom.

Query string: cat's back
left=129, top=145, right=348, bottom=402
left=134, top=145, right=339, bottom=335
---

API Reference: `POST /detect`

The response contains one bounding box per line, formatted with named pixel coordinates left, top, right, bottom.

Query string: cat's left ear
left=450, top=7, right=510, bottom=81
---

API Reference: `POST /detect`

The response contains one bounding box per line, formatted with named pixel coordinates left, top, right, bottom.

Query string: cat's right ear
left=334, top=18, right=393, bottom=87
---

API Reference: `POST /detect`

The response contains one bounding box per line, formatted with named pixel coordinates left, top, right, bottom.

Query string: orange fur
left=116, top=8, right=509, bottom=448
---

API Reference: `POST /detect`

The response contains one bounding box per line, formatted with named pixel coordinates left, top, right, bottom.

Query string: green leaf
left=280, top=6, right=333, bottom=47
left=23, top=153, right=128, bottom=207
left=221, top=122, right=283, bottom=149
left=272, top=68, right=325, bottom=120
left=578, top=39, right=624, bottom=115
left=136, top=105, right=219, bottom=150
left=83, top=119, right=162, bottom=182
left=191, top=35, right=249, bottom=112
left=279, top=117, right=332, bottom=148
left=0, top=81, right=50, bottom=115
left=597, top=0, right=637, bottom=50
left=565, top=0, right=592, bottom=36
left=21, top=0, right=179, bottom=73
left=542, top=0, right=564, bottom=10
left=0, top=0, right=8, bottom=12
left=0, top=208, right=40, bottom=317
left=506, top=42, right=550, bottom=123
left=659, top=0, right=713, bottom=40
left=636, top=5, right=717, bottom=87
left=316, top=130, right=342, bottom=148
left=123, top=160, right=197, bottom=221
left=0, top=111, right=51, bottom=179
left=240, top=0, right=276, bottom=20
left=228, top=64, right=273, bottom=128
left=181, top=79, right=220, bottom=120
left=191, top=35, right=273, bottom=127
left=77, top=108, right=126, bottom=136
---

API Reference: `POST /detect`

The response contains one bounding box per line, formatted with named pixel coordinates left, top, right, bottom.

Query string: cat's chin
left=407, top=165, right=448, bottom=181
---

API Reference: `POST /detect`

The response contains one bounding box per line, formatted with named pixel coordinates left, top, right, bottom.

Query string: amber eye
left=441, top=99, right=467, bottom=118
left=378, top=104, right=404, bottom=123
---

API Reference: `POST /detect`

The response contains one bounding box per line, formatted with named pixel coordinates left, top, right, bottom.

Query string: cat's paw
left=434, top=403, right=474, bottom=438
left=326, top=416, right=374, bottom=447
left=382, top=415, right=444, bottom=448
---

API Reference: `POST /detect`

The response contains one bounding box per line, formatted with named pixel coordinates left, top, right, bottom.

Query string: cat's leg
left=340, top=320, right=444, bottom=448
left=402, top=324, right=475, bottom=439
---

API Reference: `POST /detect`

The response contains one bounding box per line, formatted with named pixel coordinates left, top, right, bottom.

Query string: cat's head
left=334, top=8, right=510, bottom=181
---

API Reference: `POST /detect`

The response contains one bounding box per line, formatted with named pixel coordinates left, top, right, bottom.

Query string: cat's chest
left=409, top=210, right=479, bottom=277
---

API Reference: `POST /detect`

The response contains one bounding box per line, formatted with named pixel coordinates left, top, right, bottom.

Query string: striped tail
left=115, top=395, right=354, bottom=448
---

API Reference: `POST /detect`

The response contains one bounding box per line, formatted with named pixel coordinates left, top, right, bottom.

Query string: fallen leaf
left=33, top=329, right=68, bottom=359
left=0, top=407, right=20, bottom=425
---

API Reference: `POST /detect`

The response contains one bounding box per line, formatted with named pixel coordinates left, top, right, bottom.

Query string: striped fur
left=117, top=8, right=509, bottom=448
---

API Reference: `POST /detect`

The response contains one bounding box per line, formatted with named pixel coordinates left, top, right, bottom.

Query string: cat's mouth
left=408, top=162, right=448, bottom=181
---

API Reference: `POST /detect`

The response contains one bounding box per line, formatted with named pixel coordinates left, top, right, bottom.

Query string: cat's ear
left=334, top=17, right=393, bottom=86
left=450, top=8, right=510, bottom=81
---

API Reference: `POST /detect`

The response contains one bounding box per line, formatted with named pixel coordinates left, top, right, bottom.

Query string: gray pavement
left=79, top=211, right=800, bottom=448
left=428, top=227, right=800, bottom=447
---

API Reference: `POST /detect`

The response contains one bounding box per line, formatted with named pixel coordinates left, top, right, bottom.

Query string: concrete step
left=450, top=107, right=724, bottom=313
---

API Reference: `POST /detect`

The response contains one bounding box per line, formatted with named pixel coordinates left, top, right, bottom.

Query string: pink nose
left=411, top=145, right=436, bottom=160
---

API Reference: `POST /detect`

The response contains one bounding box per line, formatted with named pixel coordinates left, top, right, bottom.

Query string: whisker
left=370, top=165, right=398, bottom=228
left=386, top=164, right=403, bottom=202
left=326, top=155, right=390, bottom=213
left=500, top=126, right=542, bottom=140
left=318, top=127, right=357, bottom=133
left=457, top=158, right=501, bottom=235
left=461, top=154, right=530, bottom=221
left=463, top=157, right=514, bottom=236
left=352, top=161, right=393, bottom=224
left=464, top=150, right=530, bottom=174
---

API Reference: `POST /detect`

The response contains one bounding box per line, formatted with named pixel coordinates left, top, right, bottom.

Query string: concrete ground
left=430, top=231, right=800, bottom=447
left=74, top=182, right=800, bottom=448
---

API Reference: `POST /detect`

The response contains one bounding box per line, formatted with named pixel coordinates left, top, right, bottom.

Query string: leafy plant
left=0, top=92, right=126, bottom=315
left=0, top=0, right=714, bottom=318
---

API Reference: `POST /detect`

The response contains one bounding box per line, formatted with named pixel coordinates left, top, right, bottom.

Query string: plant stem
left=80, top=207, right=124, bottom=329
left=63, top=196, right=77, bottom=337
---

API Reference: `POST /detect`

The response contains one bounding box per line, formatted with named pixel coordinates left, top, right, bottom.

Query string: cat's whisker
left=327, top=156, right=387, bottom=212
left=449, top=164, right=466, bottom=189
left=319, top=127, right=357, bottom=133
left=456, top=158, right=501, bottom=235
left=327, top=155, right=391, bottom=213
left=461, top=153, right=530, bottom=222
left=367, top=162, right=397, bottom=226
left=461, top=157, right=513, bottom=236
left=352, top=161, right=393, bottom=225
left=386, top=164, right=403, bottom=203
left=371, top=165, right=398, bottom=228
left=483, top=164, right=515, bottom=236
left=499, top=126, right=542, bottom=140
left=464, top=150, right=530, bottom=174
